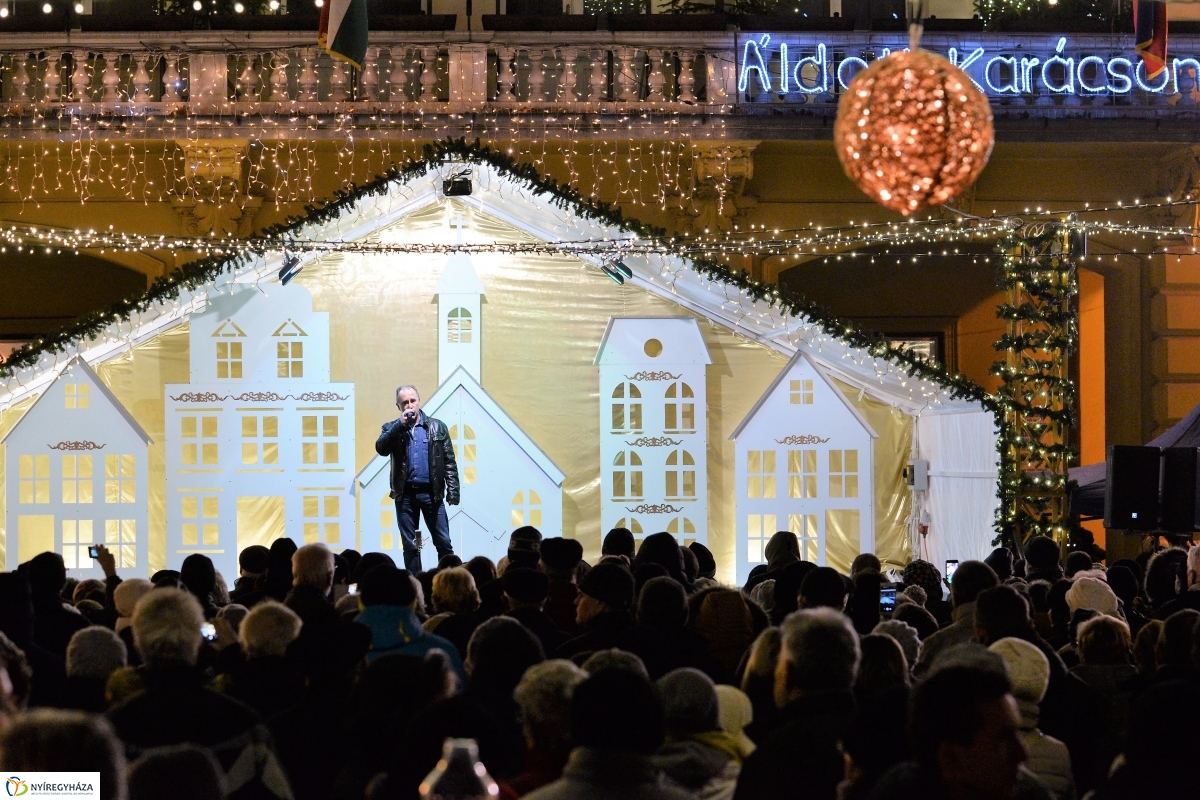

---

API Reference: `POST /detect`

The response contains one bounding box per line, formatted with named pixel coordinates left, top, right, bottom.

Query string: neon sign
left=738, top=34, right=1200, bottom=99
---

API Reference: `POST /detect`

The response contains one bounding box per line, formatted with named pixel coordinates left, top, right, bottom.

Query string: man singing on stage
left=375, top=385, right=460, bottom=574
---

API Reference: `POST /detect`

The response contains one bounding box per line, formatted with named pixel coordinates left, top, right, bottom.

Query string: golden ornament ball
left=834, top=48, right=995, bottom=215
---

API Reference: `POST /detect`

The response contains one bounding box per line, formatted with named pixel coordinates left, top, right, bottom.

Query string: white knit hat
left=112, top=578, right=154, bottom=632
left=1065, top=576, right=1119, bottom=617
left=872, top=619, right=921, bottom=669
left=714, top=684, right=756, bottom=756
left=989, top=637, right=1050, bottom=703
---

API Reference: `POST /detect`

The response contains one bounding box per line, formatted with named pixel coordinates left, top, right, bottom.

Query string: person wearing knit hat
left=601, top=528, right=635, bottom=559
left=1066, top=576, right=1119, bottom=618
left=989, top=637, right=1075, bottom=800
left=354, top=565, right=466, bottom=681
left=538, top=538, right=584, bottom=639
left=555, top=563, right=636, bottom=661
left=64, top=626, right=127, bottom=713
left=230, top=545, right=270, bottom=603
left=654, top=668, right=747, bottom=798
left=688, top=543, right=717, bottom=582
left=506, top=526, right=543, bottom=572
left=872, top=619, right=921, bottom=671
left=714, top=685, right=755, bottom=756
left=113, top=579, right=153, bottom=633
left=539, top=538, right=583, bottom=574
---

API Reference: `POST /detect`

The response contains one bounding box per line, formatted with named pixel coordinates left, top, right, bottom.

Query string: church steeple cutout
left=434, top=209, right=486, bottom=384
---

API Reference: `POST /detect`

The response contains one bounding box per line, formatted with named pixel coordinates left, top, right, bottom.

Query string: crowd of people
left=0, top=525, right=1197, bottom=800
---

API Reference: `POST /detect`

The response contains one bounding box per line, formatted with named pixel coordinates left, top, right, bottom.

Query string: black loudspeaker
left=1105, top=445, right=1161, bottom=530
left=1161, top=447, right=1200, bottom=533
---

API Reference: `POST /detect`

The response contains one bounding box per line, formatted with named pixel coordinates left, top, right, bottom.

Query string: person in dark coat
left=768, top=561, right=817, bottom=626
left=539, top=538, right=585, bottom=637
left=230, top=545, right=270, bottom=604
left=180, top=553, right=220, bottom=619
left=555, top=563, right=636, bottom=661
left=866, top=664, right=1050, bottom=800
left=734, top=608, right=860, bottom=800
left=633, top=532, right=691, bottom=590
left=601, top=528, right=635, bottom=559
left=688, top=543, right=718, bottom=582
left=616, top=576, right=724, bottom=682
left=24, top=552, right=90, bottom=659
left=238, top=538, right=298, bottom=607
left=0, top=573, right=66, bottom=708
left=219, top=601, right=305, bottom=721
left=524, top=669, right=691, bottom=800
left=106, top=588, right=284, bottom=800
left=501, top=568, right=570, bottom=655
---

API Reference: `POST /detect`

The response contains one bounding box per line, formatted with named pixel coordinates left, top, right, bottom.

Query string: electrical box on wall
left=904, top=459, right=929, bottom=491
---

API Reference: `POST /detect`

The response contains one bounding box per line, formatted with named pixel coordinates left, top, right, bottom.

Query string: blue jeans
left=395, top=486, right=454, bottom=574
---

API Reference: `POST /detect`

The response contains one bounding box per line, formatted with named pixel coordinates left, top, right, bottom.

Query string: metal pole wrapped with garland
left=992, top=223, right=1079, bottom=549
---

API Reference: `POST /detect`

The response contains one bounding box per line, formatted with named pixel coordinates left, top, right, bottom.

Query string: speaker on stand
left=1161, top=447, right=1200, bottom=534
left=1104, top=445, right=1161, bottom=531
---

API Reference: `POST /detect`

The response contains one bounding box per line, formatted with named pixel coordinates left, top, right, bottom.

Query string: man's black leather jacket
left=374, top=411, right=460, bottom=505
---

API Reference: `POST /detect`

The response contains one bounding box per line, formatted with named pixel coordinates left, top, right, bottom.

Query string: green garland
left=2, top=139, right=1012, bottom=554
left=991, top=226, right=1079, bottom=549
left=1, top=139, right=996, bottom=413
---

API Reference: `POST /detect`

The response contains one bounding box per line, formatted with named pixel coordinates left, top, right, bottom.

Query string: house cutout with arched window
left=356, top=209, right=565, bottom=562
left=731, top=351, right=877, bottom=584
left=2, top=357, right=151, bottom=578
left=595, top=317, right=711, bottom=546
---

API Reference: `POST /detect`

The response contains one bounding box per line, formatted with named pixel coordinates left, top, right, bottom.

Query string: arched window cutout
left=666, top=516, right=695, bottom=536
left=611, top=382, right=643, bottom=433
left=612, top=450, right=643, bottom=499
left=614, top=517, right=644, bottom=535
left=447, top=307, right=473, bottom=344
left=449, top=424, right=477, bottom=484
left=512, top=489, right=542, bottom=527
left=665, top=449, right=696, bottom=500
left=664, top=381, right=695, bottom=432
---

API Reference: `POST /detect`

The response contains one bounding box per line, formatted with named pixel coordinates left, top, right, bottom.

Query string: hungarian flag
left=1135, top=0, right=1169, bottom=79
left=319, top=0, right=368, bottom=70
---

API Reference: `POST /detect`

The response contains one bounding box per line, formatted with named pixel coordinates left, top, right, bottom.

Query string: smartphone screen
left=945, top=560, right=960, bottom=583
left=201, top=623, right=217, bottom=642
left=879, top=586, right=897, bottom=614
left=88, top=545, right=100, bottom=559
left=348, top=583, right=358, bottom=596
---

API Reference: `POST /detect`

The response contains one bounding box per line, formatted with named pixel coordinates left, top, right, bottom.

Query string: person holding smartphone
left=375, top=384, right=460, bottom=574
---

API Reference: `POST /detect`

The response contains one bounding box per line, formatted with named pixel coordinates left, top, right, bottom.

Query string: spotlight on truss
left=279, top=253, right=303, bottom=285
left=600, top=264, right=625, bottom=285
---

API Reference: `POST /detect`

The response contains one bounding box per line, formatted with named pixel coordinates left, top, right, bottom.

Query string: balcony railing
left=0, top=31, right=737, bottom=112
left=0, top=28, right=1197, bottom=136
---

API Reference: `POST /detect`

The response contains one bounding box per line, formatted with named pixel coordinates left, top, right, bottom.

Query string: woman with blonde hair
left=424, top=567, right=481, bottom=658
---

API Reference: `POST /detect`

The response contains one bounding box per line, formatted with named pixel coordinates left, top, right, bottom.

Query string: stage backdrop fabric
left=0, top=200, right=914, bottom=582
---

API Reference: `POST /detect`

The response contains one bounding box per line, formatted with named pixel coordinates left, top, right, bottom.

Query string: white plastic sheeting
left=915, top=409, right=1002, bottom=570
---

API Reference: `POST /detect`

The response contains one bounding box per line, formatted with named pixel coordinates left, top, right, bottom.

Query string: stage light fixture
left=600, top=264, right=625, bottom=285
left=41, top=3, right=51, bottom=12
left=279, top=253, right=303, bottom=285
left=612, top=259, right=633, bottom=280
left=442, top=169, right=472, bottom=197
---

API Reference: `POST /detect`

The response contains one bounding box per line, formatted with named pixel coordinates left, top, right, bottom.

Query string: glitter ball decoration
left=834, top=49, right=995, bottom=215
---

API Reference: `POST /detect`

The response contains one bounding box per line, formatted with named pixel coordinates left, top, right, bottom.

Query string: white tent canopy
left=0, top=156, right=1000, bottom=568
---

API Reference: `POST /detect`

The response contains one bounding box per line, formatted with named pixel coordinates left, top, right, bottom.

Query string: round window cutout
left=644, top=339, right=663, bottom=358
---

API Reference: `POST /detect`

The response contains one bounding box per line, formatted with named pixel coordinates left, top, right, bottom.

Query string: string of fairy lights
left=2, top=204, right=1199, bottom=263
